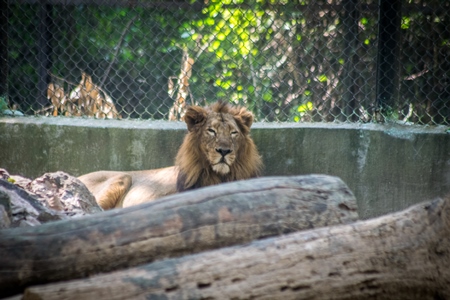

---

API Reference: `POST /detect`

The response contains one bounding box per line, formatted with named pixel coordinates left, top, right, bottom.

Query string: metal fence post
left=342, top=0, right=360, bottom=122
left=37, top=3, right=53, bottom=110
left=375, top=0, right=402, bottom=119
left=0, top=0, right=8, bottom=99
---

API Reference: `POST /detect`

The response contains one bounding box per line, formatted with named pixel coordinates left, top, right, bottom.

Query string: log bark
left=0, top=175, right=358, bottom=297
left=23, top=195, right=450, bottom=300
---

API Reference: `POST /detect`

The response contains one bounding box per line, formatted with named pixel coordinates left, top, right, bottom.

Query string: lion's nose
left=216, top=148, right=232, bottom=157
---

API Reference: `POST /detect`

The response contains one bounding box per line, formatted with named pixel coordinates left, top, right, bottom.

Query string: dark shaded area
left=375, top=0, right=402, bottom=116
left=0, top=0, right=8, bottom=98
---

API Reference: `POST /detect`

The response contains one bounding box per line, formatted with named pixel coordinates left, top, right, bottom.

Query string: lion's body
left=78, top=102, right=263, bottom=209
left=78, top=167, right=178, bottom=209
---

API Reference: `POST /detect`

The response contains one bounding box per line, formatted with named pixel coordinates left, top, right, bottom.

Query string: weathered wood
left=23, top=195, right=450, bottom=300
left=0, top=175, right=358, bottom=297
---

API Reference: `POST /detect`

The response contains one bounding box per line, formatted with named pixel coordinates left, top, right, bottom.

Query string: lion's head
left=175, top=102, right=263, bottom=192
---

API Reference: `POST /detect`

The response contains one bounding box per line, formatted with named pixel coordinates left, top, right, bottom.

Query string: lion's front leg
left=79, top=172, right=132, bottom=210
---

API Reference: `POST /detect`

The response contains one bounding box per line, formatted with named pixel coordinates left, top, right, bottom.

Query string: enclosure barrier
left=1, top=0, right=449, bottom=124
left=1, top=116, right=449, bottom=219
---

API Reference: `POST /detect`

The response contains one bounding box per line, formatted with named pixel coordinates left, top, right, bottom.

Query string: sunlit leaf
left=217, top=32, right=226, bottom=41
left=401, top=16, right=410, bottom=29
left=297, top=101, right=313, bottom=112
left=263, top=91, right=272, bottom=102
left=216, top=19, right=227, bottom=31
left=216, top=48, right=225, bottom=58
left=205, top=18, right=215, bottom=26
left=318, top=74, right=327, bottom=82
left=229, top=15, right=239, bottom=26
left=221, top=80, right=232, bottom=89
left=212, top=40, right=221, bottom=50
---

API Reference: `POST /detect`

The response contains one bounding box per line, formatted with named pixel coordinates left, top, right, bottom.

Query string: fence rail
left=1, top=0, right=449, bottom=125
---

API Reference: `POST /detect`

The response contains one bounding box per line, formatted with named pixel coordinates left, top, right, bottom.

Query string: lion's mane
left=175, top=102, right=263, bottom=192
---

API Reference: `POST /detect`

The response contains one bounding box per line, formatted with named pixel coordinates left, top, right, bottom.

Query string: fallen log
left=23, top=194, right=450, bottom=300
left=0, top=175, right=358, bottom=297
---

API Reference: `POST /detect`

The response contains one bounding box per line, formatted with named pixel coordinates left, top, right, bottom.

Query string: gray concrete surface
left=1, top=116, right=449, bottom=219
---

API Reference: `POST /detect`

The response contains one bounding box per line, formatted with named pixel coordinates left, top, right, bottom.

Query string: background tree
left=5, top=0, right=449, bottom=124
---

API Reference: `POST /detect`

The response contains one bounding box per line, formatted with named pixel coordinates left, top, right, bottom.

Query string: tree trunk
left=0, top=175, right=358, bottom=297
left=23, top=195, right=450, bottom=300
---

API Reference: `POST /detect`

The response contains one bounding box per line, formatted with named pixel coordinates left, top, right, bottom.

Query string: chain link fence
left=1, top=0, right=449, bottom=124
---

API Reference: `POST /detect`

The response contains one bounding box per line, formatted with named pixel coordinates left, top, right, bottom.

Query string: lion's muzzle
left=215, top=147, right=232, bottom=158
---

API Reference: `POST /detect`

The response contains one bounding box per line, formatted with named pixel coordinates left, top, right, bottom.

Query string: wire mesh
left=2, top=0, right=449, bottom=125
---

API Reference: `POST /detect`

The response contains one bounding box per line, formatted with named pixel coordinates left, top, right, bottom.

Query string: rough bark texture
left=0, top=175, right=358, bottom=297
left=23, top=195, right=450, bottom=300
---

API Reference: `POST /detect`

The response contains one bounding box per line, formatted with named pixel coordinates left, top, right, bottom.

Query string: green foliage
left=0, top=96, right=8, bottom=113
left=7, top=1, right=450, bottom=124
left=293, top=101, right=313, bottom=122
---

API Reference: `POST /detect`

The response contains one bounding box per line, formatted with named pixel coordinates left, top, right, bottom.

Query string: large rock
left=30, top=171, right=102, bottom=216
left=0, top=169, right=102, bottom=228
left=0, top=180, right=66, bottom=228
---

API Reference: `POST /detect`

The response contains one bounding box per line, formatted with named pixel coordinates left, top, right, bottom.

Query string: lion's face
left=176, top=102, right=263, bottom=191
left=201, top=111, right=241, bottom=175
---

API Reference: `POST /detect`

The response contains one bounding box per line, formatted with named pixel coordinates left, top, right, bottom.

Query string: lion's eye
left=231, top=131, right=238, bottom=136
left=207, top=128, right=216, bottom=136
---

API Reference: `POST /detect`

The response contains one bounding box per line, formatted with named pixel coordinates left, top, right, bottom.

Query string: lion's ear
left=235, top=108, right=254, bottom=133
left=184, top=106, right=207, bottom=131
left=240, top=109, right=254, bottom=128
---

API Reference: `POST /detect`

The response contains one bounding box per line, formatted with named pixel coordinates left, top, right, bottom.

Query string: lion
left=78, top=102, right=263, bottom=209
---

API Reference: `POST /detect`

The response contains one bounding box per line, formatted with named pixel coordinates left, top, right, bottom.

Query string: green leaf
left=318, top=74, right=327, bottom=82
left=216, top=32, right=226, bottom=41
left=297, top=101, right=313, bottom=112
left=205, top=18, right=215, bottom=26
left=262, top=91, right=273, bottom=102
left=401, top=16, right=410, bottom=29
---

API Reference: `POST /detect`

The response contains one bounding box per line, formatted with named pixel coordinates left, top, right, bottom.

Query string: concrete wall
left=1, top=116, right=449, bottom=219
